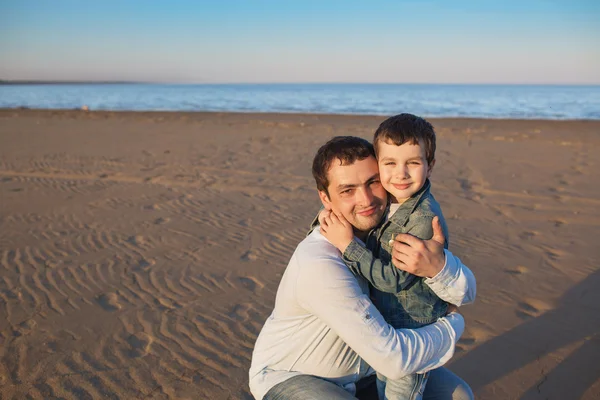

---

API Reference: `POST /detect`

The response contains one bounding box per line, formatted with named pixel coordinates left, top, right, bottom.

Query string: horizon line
left=2, top=80, right=600, bottom=86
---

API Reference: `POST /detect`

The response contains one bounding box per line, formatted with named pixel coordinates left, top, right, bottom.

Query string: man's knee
left=424, top=367, right=473, bottom=400
left=452, top=381, right=474, bottom=400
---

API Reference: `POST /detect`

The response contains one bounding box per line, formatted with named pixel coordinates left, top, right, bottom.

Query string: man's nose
left=357, top=187, right=374, bottom=205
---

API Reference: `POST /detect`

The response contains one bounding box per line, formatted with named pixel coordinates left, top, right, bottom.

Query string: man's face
left=318, top=156, right=387, bottom=235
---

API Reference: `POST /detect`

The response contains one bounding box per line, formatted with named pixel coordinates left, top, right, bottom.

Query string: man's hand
left=389, top=216, right=446, bottom=278
left=320, top=212, right=354, bottom=253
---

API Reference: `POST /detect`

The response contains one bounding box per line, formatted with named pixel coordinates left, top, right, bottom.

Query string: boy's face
left=377, top=139, right=434, bottom=203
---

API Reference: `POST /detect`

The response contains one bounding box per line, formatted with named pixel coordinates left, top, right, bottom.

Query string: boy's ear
left=427, top=159, right=436, bottom=178
left=318, top=190, right=333, bottom=210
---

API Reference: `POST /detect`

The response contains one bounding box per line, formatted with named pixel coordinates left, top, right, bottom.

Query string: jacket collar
left=386, top=179, right=432, bottom=228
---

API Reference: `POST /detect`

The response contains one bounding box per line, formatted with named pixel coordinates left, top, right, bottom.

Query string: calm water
left=1, top=83, right=599, bottom=120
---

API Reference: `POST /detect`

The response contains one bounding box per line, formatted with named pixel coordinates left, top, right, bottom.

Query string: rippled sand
left=1, top=110, right=599, bottom=399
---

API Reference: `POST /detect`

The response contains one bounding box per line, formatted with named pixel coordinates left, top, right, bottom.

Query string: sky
left=1, top=0, right=599, bottom=84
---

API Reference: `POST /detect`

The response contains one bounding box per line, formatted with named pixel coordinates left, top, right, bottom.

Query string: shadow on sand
left=451, top=269, right=600, bottom=399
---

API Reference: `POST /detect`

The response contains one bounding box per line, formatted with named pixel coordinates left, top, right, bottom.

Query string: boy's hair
left=373, top=113, right=436, bottom=164
left=312, top=136, right=375, bottom=197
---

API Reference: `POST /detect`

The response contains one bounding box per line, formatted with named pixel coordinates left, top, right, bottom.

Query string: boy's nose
left=399, top=166, right=410, bottom=178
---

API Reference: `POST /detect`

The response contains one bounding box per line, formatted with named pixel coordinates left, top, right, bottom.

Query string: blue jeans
left=376, top=371, right=429, bottom=400
left=262, top=368, right=473, bottom=400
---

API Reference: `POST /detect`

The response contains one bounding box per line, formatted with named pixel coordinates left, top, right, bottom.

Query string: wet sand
left=1, top=109, right=599, bottom=399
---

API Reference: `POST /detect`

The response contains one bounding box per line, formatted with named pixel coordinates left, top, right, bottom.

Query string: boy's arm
left=319, top=211, right=418, bottom=293
left=406, top=215, right=448, bottom=250
left=342, top=239, right=417, bottom=293
left=342, top=215, right=441, bottom=293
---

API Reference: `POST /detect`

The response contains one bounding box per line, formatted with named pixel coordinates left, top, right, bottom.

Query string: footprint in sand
left=127, top=235, right=146, bottom=247
left=544, top=248, right=565, bottom=261
left=3, top=288, right=23, bottom=301
left=455, top=326, right=492, bottom=353
left=13, top=319, right=37, bottom=337
left=237, top=276, right=265, bottom=292
left=154, top=297, right=180, bottom=310
left=516, top=298, right=553, bottom=320
left=97, top=292, right=122, bottom=311
left=505, top=265, right=528, bottom=275
left=127, top=332, right=153, bottom=357
left=154, top=217, right=170, bottom=225
left=134, top=257, right=155, bottom=271
left=241, top=249, right=259, bottom=262
left=519, top=231, right=538, bottom=240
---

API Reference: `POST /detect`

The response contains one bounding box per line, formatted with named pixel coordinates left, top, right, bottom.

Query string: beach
left=1, top=109, right=599, bottom=399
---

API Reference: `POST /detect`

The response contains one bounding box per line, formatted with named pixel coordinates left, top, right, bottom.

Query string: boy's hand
left=446, top=304, right=459, bottom=315
left=389, top=216, right=446, bottom=278
left=318, top=208, right=331, bottom=227
left=320, top=212, right=353, bottom=253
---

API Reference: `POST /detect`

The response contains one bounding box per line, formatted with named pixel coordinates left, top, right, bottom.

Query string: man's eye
left=340, top=189, right=352, bottom=195
left=370, top=180, right=381, bottom=186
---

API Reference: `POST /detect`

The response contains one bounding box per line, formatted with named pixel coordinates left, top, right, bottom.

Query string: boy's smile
left=377, top=139, right=434, bottom=203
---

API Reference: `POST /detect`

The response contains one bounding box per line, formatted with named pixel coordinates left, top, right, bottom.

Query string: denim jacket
left=342, top=179, right=450, bottom=329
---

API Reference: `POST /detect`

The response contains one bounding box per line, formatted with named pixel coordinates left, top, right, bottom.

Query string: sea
left=1, top=83, right=599, bottom=120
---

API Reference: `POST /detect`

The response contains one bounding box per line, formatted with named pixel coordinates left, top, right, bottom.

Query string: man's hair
left=312, top=136, right=375, bottom=196
left=373, top=113, right=436, bottom=164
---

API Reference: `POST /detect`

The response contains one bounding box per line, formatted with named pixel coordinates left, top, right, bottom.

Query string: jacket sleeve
left=342, top=239, right=417, bottom=293
left=296, top=252, right=465, bottom=379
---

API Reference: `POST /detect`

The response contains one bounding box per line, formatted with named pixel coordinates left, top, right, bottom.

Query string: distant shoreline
left=0, top=80, right=145, bottom=85
left=1, top=81, right=599, bottom=87
left=1, top=108, right=598, bottom=124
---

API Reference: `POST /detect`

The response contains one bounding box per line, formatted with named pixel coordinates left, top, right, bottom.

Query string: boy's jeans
left=263, top=367, right=473, bottom=400
left=376, top=371, right=428, bottom=400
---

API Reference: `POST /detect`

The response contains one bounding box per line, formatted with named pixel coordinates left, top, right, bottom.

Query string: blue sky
left=1, top=0, right=599, bottom=84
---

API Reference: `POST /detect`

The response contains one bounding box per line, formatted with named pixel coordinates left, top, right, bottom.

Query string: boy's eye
left=408, top=161, right=421, bottom=165
left=384, top=162, right=395, bottom=166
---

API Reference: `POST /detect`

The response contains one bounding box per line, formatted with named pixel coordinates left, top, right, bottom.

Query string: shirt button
left=365, top=313, right=371, bottom=320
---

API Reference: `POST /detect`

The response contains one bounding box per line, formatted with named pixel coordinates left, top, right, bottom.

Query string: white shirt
left=249, top=228, right=476, bottom=399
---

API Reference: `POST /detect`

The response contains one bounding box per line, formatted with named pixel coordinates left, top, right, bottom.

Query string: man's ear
left=318, top=190, right=333, bottom=210
left=427, top=159, right=436, bottom=178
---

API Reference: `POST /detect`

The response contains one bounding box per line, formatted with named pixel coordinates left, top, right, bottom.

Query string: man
left=249, top=136, right=475, bottom=399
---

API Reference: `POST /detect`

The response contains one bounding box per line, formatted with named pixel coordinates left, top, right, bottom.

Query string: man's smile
left=355, top=206, right=378, bottom=217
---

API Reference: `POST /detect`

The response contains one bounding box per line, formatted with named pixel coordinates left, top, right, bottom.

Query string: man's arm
left=424, top=250, right=476, bottom=306
left=391, top=217, right=476, bottom=306
left=296, top=252, right=464, bottom=380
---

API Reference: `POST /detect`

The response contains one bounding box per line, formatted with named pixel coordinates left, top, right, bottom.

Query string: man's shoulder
left=297, top=228, right=341, bottom=261
left=294, top=229, right=350, bottom=273
left=293, top=228, right=367, bottom=295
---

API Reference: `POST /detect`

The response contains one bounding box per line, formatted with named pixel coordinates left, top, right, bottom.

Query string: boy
left=320, top=114, right=455, bottom=400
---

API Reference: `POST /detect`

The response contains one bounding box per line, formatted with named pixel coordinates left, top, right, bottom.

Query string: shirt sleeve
left=425, top=249, right=477, bottom=306
left=296, top=252, right=465, bottom=380
left=343, top=238, right=417, bottom=293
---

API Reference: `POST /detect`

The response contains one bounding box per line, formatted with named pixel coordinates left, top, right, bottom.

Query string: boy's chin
left=388, top=191, right=414, bottom=203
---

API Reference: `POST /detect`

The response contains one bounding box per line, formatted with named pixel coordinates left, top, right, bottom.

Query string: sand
left=0, top=109, right=599, bottom=400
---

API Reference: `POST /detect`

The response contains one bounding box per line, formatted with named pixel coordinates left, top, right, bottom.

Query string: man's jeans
left=376, top=371, right=429, bottom=400
left=262, top=367, right=474, bottom=400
